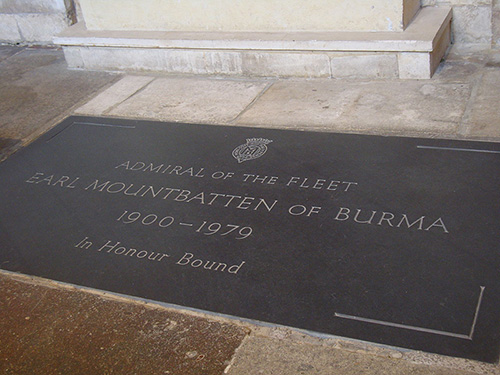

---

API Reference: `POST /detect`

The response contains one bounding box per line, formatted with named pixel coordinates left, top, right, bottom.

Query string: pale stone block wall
left=78, top=0, right=418, bottom=32
left=404, top=0, right=423, bottom=27
left=0, top=0, right=68, bottom=13
left=75, top=0, right=498, bottom=49
left=422, top=0, right=498, bottom=48
left=0, top=0, right=75, bottom=43
left=2, top=0, right=496, bottom=50
left=493, top=0, right=500, bottom=47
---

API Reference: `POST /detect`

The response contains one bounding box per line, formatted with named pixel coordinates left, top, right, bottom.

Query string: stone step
left=54, top=7, right=452, bottom=79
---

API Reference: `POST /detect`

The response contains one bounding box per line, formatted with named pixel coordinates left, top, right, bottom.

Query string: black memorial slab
left=0, top=116, right=499, bottom=363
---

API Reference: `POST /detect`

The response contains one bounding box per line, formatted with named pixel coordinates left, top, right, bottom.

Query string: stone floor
left=0, top=45, right=499, bottom=374
left=73, top=48, right=500, bottom=142
left=0, top=45, right=119, bottom=161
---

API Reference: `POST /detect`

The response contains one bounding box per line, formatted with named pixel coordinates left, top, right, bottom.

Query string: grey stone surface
left=0, top=45, right=22, bottom=62
left=422, top=0, right=493, bottom=6
left=242, top=52, right=331, bottom=78
left=451, top=5, right=493, bottom=45
left=235, top=79, right=470, bottom=136
left=75, top=75, right=154, bottom=115
left=0, top=0, right=67, bottom=13
left=0, top=14, right=21, bottom=42
left=225, top=335, right=481, bottom=375
left=432, top=59, right=485, bottom=83
left=446, top=46, right=492, bottom=64
left=398, top=52, right=432, bottom=79
left=108, top=77, right=270, bottom=124
left=0, top=0, right=72, bottom=44
left=488, top=50, right=500, bottom=65
left=14, top=13, right=70, bottom=43
left=234, top=80, right=362, bottom=130
left=466, top=69, right=500, bottom=138
left=69, top=47, right=334, bottom=78
left=494, top=7, right=500, bottom=47
left=421, top=1, right=495, bottom=48
left=0, top=46, right=118, bottom=160
left=329, top=53, right=398, bottom=79
left=70, top=46, right=500, bottom=142
left=62, top=46, right=84, bottom=68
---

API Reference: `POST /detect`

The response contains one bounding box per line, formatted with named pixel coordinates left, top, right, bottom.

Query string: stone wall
left=0, top=0, right=498, bottom=49
left=423, top=0, right=499, bottom=48
left=0, top=0, right=75, bottom=44
left=67, top=0, right=500, bottom=50
left=76, top=0, right=419, bottom=32
left=494, top=0, right=500, bottom=47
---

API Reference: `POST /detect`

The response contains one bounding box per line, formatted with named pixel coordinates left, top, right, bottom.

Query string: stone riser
left=63, top=47, right=448, bottom=80
left=55, top=7, right=452, bottom=80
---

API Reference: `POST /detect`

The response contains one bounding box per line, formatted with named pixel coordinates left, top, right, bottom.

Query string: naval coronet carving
left=232, top=138, right=273, bottom=163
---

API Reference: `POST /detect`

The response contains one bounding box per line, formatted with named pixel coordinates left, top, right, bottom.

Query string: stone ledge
left=54, top=7, right=452, bottom=79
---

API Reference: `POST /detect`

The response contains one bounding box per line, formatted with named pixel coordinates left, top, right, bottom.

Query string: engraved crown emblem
left=246, top=138, right=273, bottom=146
left=232, top=138, right=273, bottom=163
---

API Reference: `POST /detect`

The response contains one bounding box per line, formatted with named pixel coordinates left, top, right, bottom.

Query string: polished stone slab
left=0, top=116, right=499, bottom=363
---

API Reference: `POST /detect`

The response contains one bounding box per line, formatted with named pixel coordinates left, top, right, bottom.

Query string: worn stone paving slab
left=226, top=335, right=488, bottom=375
left=75, top=75, right=155, bottom=116
left=0, top=46, right=23, bottom=62
left=466, top=69, right=500, bottom=139
left=432, top=60, right=485, bottom=84
left=0, top=47, right=118, bottom=160
left=107, top=77, right=270, bottom=124
left=235, top=80, right=470, bottom=135
left=486, top=52, right=500, bottom=68
left=0, top=272, right=247, bottom=375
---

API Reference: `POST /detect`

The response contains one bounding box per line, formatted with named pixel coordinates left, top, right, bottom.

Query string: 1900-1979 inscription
left=0, top=116, right=499, bottom=363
